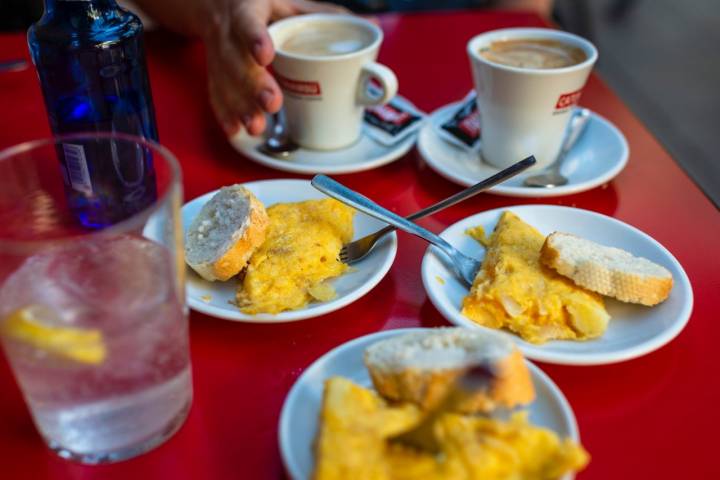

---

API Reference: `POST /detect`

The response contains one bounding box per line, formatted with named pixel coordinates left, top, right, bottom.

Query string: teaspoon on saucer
left=523, top=108, right=591, bottom=188
left=257, top=111, right=299, bottom=158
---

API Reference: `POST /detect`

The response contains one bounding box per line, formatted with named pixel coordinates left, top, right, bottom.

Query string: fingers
left=251, top=30, right=275, bottom=67
left=203, top=0, right=294, bottom=138
left=233, top=1, right=275, bottom=66
left=208, top=78, right=242, bottom=137
left=207, top=0, right=358, bottom=137
left=245, top=112, right=267, bottom=136
left=256, top=71, right=283, bottom=114
left=269, top=0, right=350, bottom=20
left=205, top=38, right=279, bottom=137
left=287, top=0, right=351, bottom=15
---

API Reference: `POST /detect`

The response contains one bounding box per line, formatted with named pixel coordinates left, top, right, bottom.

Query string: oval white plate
left=279, top=328, right=581, bottom=480
left=417, top=102, right=629, bottom=197
left=421, top=205, right=693, bottom=365
left=230, top=127, right=415, bottom=175
left=182, top=179, right=397, bottom=322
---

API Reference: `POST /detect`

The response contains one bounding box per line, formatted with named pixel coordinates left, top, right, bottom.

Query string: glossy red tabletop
left=1, top=10, right=718, bottom=479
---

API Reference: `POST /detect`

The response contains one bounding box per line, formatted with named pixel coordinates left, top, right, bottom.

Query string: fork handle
left=408, top=155, right=535, bottom=221
left=312, top=175, right=457, bottom=254
left=366, top=155, right=536, bottom=239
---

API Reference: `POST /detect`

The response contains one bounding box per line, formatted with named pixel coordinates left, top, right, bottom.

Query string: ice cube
left=0, top=252, right=85, bottom=326
left=0, top=235, right=174, bottom=328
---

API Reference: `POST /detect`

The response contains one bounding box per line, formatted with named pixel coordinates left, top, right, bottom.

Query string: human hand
left=200, top=0, right=349, bottom=137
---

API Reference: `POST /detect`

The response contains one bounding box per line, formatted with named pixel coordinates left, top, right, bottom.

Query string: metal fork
left=334, top=156, right=535, bottom=264
left=311, top=175, right=483, bottom=287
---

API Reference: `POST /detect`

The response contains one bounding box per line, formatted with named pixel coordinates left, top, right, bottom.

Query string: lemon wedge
left=1, top=306, right=107, bottom=365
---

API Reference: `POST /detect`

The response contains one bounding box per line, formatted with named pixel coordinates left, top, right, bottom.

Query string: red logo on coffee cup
left=555, top=89, right=583, bottom=110
left=275, top=73, right=321, bottom=96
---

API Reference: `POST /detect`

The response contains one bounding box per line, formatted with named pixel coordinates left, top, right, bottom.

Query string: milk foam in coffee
left=280, top=24, right=374, bottom=56
left=480, top=38, right=587, bottom=69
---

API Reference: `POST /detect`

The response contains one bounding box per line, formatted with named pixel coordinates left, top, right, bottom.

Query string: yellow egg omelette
left=461, top=211, right=610, bottom=344
left=313, top=377, right=589, bottom=480
left=237, top=199, right=354, bottom=314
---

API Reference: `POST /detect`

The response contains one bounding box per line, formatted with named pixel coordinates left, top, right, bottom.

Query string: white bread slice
left=541, top=232, right=673, bottom=306
left=364, top=327, right=535, bottom=414
left=185, top=185, right=268, bottom=281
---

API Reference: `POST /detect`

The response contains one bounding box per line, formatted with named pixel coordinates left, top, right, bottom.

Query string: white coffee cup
left=268, top=14, right=398, bottom=151
left=467, top=28, right=598, bottom=169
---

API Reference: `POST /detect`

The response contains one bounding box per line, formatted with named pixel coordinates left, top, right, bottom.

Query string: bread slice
left=364, top=327, right=535, bottom=414
left=541, top=232, right=673, bottom=306
left=185, top=185, right=269, bottom=281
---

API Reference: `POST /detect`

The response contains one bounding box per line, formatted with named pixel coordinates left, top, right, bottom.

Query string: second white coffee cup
left=269, top=14, right=398, bottom=151
left=467, top=28, right=598, bottom=169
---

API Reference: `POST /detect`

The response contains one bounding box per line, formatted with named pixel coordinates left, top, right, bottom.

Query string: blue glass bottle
left=28, top=0, right=159, bottom=228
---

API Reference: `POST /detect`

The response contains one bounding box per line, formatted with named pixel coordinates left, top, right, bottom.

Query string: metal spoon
left=0, top=59, right=29, bottom=73
left=257, top=111, right=299, bottom=158
left=523, top=108, right=591, bottom=188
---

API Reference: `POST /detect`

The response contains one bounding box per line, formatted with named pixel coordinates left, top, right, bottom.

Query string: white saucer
left=182, top=179, right=397, bottom=323
left=230, top=127, right=415, bottom=175
left=417, top=102, right=629, bottom=197
left=279, top=328, right=581, bottom=480
left=421, top=205, right=693, bottom=365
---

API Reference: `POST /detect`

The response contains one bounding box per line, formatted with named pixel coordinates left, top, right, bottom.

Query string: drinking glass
left=0, top=132, right=191, bottom=464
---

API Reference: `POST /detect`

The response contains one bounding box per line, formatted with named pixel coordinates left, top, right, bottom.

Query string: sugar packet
left=436, top=91, right=481, bottom=151
left=363, top=92, right=426, bottom=147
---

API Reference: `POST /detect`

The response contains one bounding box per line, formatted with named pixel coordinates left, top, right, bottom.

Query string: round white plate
left=417, top=102, right=629, bottom=197
left=279, top=328, right=581, bottom=480
left=182, top=179, right=397, bottom=322
left=421, top=205, right=693, bottom=365
left=230, top=126, right=415, bottom=175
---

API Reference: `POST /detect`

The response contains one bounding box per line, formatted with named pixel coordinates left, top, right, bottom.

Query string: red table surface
left=1, top=10, right=719, bottom=479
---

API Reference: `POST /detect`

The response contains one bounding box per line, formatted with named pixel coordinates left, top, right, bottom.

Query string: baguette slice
left=364, top=327, right=535, bottom=414
left=185, top=185, right=269, bottom=281
left=541, top=232, right=673, bottom=306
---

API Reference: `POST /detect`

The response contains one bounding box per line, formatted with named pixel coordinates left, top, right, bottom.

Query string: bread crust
left=211, top=195, right=269, bottom=281
left=541, top=232, right=673, bottom=306
left=366, top=346, right=535, bottom=414
left=186, top=187, right=269, bottom=282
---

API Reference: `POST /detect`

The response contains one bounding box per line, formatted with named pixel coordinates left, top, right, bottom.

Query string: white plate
left=279, top=328, right=581, bottom=480
left=421, top=205, right=693, bottom=365
left=182, top=179, right=397, bottom=322
left=230, top=126, right=415, bottom=175
left=417, top=102, right=629, bottom=197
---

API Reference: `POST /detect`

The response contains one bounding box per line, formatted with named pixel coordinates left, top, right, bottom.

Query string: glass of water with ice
left=0, top=132, right=191, bottom=464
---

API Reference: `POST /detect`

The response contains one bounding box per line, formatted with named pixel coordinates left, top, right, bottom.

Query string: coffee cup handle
left=357, top=62, right=398, bottom=106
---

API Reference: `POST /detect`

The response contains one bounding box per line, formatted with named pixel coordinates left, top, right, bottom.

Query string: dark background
left=2, top=0, right=718, bottom=207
